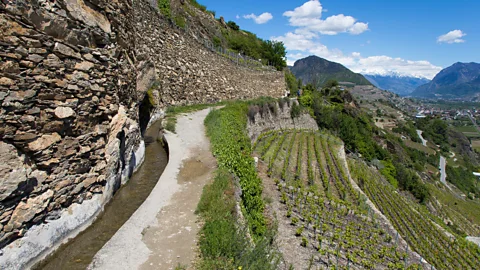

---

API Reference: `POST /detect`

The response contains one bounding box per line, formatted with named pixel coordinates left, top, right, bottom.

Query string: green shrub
left=212, top=36, right=221, bottom=47
left=164, top=118, right=176, bottom=133
left=290, top=102, right=301, bottom=119
left=157, top=0, right=171, bottom=19
left=227, top=21, right=240, bottom=31
left=204, top=104, right=266, bottom=239
left=189, top=0, right=206, bottom=11
left=301, top=236, right=308, bottom=247
left=174, top=15, right=186, bottom=28
left=380, top=160, right=398, bottom=188
left=207, top=10, right=216, bottom=17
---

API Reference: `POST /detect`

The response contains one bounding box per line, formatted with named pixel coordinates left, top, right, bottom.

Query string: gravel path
left=89, top=108, right=216, bottom=270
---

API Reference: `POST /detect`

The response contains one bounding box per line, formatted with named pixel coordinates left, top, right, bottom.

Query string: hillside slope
left=290, top=55, right=371, bottom=88
left=412, top=62, right=480, bottom=99
left=364, top=74, right=430, bottom=96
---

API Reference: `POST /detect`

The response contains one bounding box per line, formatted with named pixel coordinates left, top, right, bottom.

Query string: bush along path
left=198, top=103, right=281, bottom=269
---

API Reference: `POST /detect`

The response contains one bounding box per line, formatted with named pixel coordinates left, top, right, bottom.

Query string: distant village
left=414, top=107, right=479, bottom=121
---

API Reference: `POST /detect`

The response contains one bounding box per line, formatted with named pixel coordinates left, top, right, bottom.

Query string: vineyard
left=254, top=129, right=426, bottom=269
left=348, top=159, right=480, bottom=269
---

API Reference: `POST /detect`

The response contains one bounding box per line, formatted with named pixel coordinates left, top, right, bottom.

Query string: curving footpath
left=89, top=108, right=217, bottom=270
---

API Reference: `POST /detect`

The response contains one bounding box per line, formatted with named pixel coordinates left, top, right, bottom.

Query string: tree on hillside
left=285, top=70, right=297, bottom=95
left=324, top=79, right=339, bottom=88
left=262, top=40, right=287, bottom=71
left=227, top=21, right=239, bottom=31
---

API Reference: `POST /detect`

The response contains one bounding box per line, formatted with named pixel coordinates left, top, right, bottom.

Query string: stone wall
left=134, top=0, right=285, bottom=107
left=247, top=100, right=319, bottom=143
left=0, top=0, right=285, bottom=267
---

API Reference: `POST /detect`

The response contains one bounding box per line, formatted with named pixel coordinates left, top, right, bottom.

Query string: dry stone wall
left=134, top=0, right=285, bottom=107
left=247, top=100, right=319, bottom=143
left=0, top=0, right=285, bottom=267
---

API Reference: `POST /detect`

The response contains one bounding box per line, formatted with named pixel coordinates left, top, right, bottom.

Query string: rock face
left=0, top=0, right=285, bottom=267
left=0, top=142, right=32, bottom=202
left=247, top=100, right=318, bottom=143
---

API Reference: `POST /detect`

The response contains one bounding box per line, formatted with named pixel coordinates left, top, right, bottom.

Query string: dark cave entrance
left=139, top=93, right=154, bottom=137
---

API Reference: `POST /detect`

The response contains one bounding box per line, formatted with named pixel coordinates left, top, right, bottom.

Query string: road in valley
left=439, top=156, right=452, bottom=191
left=416, top=130, right=428, bottom=147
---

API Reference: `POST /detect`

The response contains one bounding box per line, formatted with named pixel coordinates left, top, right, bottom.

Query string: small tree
left=227, top=21, right=240, bottom=31
left=324, top=79, right=339, bottom=88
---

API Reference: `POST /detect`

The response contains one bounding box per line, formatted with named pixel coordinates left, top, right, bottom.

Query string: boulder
left=27, top=133, right=61, bottom=152
left=6, top=190, right=54, bottom=230
left=0, top=142, right=32, bottom=201
left=54, top=107, right=75, bottom=119
left=53, top=42, right=81, bottom=59
left=64, top=0, right=112, bottom=34
left=74, top=61, right=94, bottom=71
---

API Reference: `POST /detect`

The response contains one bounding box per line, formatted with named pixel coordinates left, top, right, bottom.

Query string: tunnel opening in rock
left=139, top=92, right=154, bottom=137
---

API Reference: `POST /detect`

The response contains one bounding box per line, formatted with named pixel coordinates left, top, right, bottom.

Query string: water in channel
left=34, top=120, right=168, bottom=270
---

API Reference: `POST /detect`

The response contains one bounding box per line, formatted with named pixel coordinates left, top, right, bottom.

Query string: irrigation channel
left=34, top=120, right=169, bottom=270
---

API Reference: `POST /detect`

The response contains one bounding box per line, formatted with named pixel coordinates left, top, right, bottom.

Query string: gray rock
left=27, top=133, right=61, bottom=152
left=64, top=0, right=112, bottom=33
left=43, top=54, right=64, bottom=68
left=54, top=107, right=75, bottom=119
left=53, top=42, right=81, bottom=59
left=74, top=61, right=94, bottom=71
left=27, top=54, right=44, bottom=63
left=0, top=142, right=32, bottom=201
left=7, top=189, right=54, bottom=230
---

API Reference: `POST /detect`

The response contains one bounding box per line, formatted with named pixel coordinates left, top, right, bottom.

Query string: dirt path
left=89, top=108, right=216, bottom=270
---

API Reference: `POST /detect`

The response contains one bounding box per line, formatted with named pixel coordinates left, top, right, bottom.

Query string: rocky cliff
left=0, top=0, right=285, bottom=268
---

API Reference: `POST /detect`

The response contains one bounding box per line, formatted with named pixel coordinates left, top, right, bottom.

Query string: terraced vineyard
left=349, top=159, right=480, bottom=269
left=254, top=130, right=425, bottom=269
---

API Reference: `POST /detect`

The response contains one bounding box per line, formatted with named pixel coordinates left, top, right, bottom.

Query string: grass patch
left=471, top=139, right=480, bottom=151
left=196, top=168, right=279, bottom=269
left=463, top=132, right=480, bottom=139
left=174, top=15, right=186, bottom=28
left=454, top=125, right=478, bottom=133
left=166, top=101, right=228, bottom=117
left=164, top=101, right=229, bottom=133
left=404, top=140, right=436, bottom=155
left=164, top=118, right=176, bottom=133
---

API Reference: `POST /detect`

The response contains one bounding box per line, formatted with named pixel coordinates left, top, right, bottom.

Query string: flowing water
left=34, top=120, right=168, bottom=270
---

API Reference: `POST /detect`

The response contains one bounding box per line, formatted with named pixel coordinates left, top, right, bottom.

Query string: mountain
left=412, top=62, right=480, bottom=98
left=363, top=74, right=430, bottom=96
left=290, top=55, right=371, bottom=88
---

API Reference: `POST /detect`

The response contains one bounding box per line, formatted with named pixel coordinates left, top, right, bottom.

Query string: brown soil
left=259, top=161, right=317, bottom=270
left=140, top=148, right=217, bottom=270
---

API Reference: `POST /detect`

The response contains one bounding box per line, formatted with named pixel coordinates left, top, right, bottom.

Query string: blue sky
left=198, top=0, right=479, bottom=79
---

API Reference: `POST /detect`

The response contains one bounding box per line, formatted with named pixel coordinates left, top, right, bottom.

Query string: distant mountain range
left=412, top=62, right=480, bottom=99
left=363, top=74, right=430, bottom=96
left=290, top=55, right=371, bottom=88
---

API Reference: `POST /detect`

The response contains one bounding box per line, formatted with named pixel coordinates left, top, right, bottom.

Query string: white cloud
left=437, top=30, right=466, bottom=44
left=354, top=56, right=442, bottom=79
left=273, top=1, right=442, bottom=79
left=272, top=31, right=442, bottom=79
left=236, top=15, right=240, bottom=19
left=243, top=12, right=273, bottom=24
left=283, top=0, right=368, bottom=35
left=283, top=0, right=323, bottom=19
